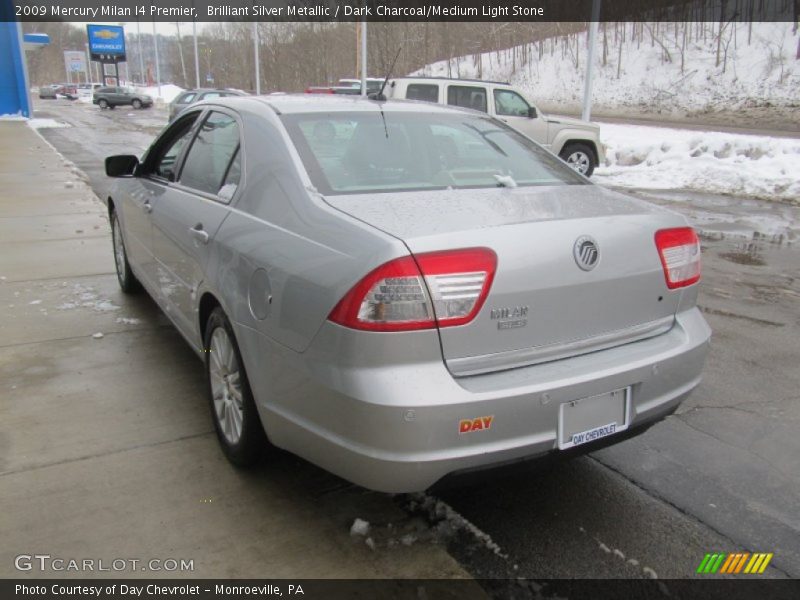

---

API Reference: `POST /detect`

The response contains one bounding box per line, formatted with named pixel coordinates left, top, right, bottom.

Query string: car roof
left=391, top=76, right=511, bottom=86
left=183, top=88, right=246, bottom=95
left=231, top=94, right=483, bottom=116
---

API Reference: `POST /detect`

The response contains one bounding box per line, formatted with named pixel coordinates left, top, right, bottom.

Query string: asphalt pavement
left=5, top=98, right=799, bottom=586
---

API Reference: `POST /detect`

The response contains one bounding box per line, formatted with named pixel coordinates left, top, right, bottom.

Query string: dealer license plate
left=558, top=387, right=631, bottom=450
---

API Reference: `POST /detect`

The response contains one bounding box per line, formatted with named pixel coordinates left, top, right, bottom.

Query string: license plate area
left=558, top=387, right=631, bottom=450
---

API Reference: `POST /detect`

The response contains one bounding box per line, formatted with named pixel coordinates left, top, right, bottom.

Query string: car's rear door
left=149, top=108, right=241, bottom=346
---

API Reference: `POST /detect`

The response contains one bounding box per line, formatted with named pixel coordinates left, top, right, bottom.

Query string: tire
left=132, top=99, right=142, bottom=109
left=111, top=209, right=141, bottom=294
left=205, top=307, right=267, bottom=467
left=559, top=143, right=596, bottom=177
left=98, top=99, right=108, bottom=109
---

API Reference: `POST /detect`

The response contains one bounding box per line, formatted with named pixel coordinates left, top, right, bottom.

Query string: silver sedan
left=105, top=95, right=711, bottom=492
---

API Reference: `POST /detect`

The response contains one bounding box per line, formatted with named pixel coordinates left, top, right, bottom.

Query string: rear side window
left=406, top=84, right=438, bottom=103
left=447, top=86, right=487, bottom=112
left=179, top=93, right=197, bottom=103
left=179, top=111, right=240, bottom=196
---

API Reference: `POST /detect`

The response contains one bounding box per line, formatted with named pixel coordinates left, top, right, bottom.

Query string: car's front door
left=149, top=109, right=242, bottom=347
left=492, top=88, right=548, bottom=146
left=132, top=111, right=204, bottom=294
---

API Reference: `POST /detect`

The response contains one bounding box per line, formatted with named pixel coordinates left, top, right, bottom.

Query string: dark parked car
left=168, top=89, right=247, bottom=121
left=93, top=86, right=153, bottom=110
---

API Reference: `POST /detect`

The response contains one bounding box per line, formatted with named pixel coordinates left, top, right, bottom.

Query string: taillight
left=655, top=227, right=701, bottom=289
left=328, top=248, right=497, bottom=332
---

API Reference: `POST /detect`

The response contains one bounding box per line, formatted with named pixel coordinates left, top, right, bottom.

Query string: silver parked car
left=105, top=95, right=710, bottom=493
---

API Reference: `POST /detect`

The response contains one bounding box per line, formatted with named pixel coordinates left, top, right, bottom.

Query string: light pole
left=252, top=21, right=260, bottom=94
left=175, top=22, right=187, bottom=87
left=84, top=43, right=92, bottom=84
left=136, top=18, right=145, bottom=85
left=581, top=0, right=601, bottom=122
left=151, top=13, right=161, bottom=96
left=360, top=18, right=367, bottom=96
left=192, top=16, right=200, bottom=88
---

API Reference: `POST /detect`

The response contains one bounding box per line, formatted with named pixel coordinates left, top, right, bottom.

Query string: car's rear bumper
left=242, top=307, right=711, bottom=493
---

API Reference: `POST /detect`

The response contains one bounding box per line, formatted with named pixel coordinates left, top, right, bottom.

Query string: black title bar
left=4, top=0, right=799, bottom=22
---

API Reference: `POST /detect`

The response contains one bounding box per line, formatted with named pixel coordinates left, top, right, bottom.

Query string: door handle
left=190, top=224, right=209, bottom=244
left=143, top=201, right=152, bottom=213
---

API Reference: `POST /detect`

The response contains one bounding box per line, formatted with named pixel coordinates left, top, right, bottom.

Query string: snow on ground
left=27, top=118, right=71, bottom=130
left=416, top=22, right=799, bottom=115
left=134, top=84, right=184, bottom=103
left=595, top=124, right=800, bottom=202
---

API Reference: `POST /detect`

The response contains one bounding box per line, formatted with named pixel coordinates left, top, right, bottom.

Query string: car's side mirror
left=528, top=106, right=538, bottom=119
left=105, top=155, right=139, bottom=178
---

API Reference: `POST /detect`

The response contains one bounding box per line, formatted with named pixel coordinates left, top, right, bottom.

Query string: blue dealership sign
left=86, top=24, right=126, bottom=63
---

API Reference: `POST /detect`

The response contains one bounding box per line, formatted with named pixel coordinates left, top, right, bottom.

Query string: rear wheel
left=98, top=99, right=108, bottom=109
left=111, top=209, right=141, bottom=293
left=132, top=98, right=142, bottom=109
left=559, top=143, right=596, bottom=177
left=205, top=307, right=267, bottom=467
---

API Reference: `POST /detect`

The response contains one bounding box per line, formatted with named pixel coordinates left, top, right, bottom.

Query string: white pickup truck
left=385, top=77, right=603, bottom=176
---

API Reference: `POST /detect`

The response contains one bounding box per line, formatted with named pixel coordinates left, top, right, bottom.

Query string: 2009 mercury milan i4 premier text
left=105, top=95, right=711, bottom=493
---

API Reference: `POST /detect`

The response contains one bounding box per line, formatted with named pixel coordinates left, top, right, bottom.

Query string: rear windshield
left=281, top=111, right=586, bottom=195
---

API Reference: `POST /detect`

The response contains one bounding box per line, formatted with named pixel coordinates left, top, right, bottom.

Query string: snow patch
left=349, top=518, right=370, bottom=537
left=28, top=118, right=71, bottom=130
left=595, top=124, right=800, bottom=202
left=116, top=317, right=142, bottom=325
left=134, top=84, right=184, bottom=103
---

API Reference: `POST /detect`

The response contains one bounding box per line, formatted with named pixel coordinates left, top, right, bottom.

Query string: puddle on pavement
left=630, top=189, right=799, bottom=272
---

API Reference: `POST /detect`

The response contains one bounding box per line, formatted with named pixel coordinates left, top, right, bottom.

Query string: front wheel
left=132, top=99, right=142, bottom=109
left=111, top=209, right=141, bottom=294
left=205, top=307, right=267, bottom=467
left=559, top=143, right=596, bottom=177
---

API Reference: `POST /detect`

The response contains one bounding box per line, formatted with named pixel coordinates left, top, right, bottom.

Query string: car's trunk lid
left=324, top=185, right=688, bottom=376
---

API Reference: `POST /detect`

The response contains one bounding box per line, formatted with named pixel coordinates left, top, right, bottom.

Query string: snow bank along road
left=595, top=123, right=800, bottom=203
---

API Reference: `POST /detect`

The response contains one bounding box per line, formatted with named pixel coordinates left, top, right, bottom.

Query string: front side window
left=281, top=111, right=585, bottom=195
left=406, top=84, right=439, bottom=103
left=447, top=86, right=487, bottom=112
left=494, top=89, right=531, bottom=117
left=179, top=111, right=240, bottom=196
left=144, top=114, right=200, bottom=181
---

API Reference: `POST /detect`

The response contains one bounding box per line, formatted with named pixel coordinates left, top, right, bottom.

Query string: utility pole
left=582, top=0, right=601, bottom=121
left=253, top=22, right=260, bottom=94
left=175, top=22, right=187, bottom=87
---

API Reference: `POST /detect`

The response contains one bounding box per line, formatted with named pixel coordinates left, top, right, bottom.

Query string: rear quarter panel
left=206, top=105, right=409, bottom=354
